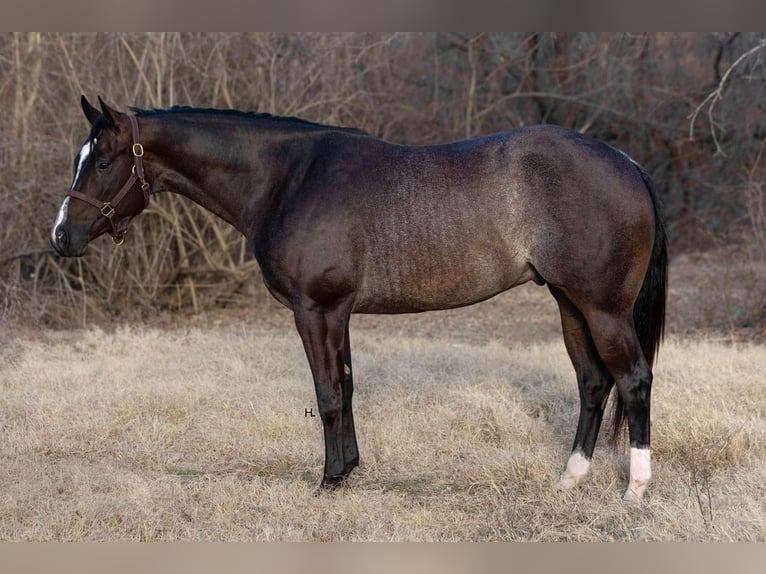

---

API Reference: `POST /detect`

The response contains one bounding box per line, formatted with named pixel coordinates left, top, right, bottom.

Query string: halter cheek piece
left=66, top=114, right=151, bottom=245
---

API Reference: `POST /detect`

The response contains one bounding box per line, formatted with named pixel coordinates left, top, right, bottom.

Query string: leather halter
left=66, top=114, right=151, bottom=245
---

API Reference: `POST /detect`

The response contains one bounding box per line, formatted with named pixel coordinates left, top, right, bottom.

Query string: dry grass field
left=1, top=278, right=765, bottom=541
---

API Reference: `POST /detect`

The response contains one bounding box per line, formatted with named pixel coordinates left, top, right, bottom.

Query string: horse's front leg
left=293, top=296, right=358, bottom=490
left=340, top=321, right=359, bottom=475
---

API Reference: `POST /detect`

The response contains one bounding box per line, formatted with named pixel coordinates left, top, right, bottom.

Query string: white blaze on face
left=50, top=197, right=70, bottom=244
left=624, top=447, right=652, bottom=502
left=53, top=137, right=96, bottom=245
left=71, top=137, right=96, bottom=190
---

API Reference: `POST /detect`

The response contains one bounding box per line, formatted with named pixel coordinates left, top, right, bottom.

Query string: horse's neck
left=147, top=119, right=314, bottom=240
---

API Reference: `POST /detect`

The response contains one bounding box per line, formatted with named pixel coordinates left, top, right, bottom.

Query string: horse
left=50, top=96, right=667, bottom=501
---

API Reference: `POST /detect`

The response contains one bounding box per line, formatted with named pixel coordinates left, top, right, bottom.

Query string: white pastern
left=624, top=447, right=652, bottom=502
left=51, top=197, right=70, bottom=244
left=555, top=450, right=591, bottom=490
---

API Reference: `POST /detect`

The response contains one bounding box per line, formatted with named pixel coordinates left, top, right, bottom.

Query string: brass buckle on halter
left=100, top=202, right=115, bottom=218
left=111, top=232, right=126, bottom=246
left=132, top=143, right=144, bottom=157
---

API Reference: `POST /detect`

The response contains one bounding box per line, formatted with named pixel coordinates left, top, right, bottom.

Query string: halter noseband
left=66, top=114, right=151, bottom=245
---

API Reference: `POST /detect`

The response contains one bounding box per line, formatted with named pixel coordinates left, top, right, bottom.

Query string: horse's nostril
left=54, top=226, right=67, bottom=246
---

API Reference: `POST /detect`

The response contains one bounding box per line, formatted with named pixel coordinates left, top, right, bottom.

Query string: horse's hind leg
left=584, top=307, right=653, bottom=501
left=293, top=296, right=359, bottom=489
left=550, top=286, right=615, bottom=490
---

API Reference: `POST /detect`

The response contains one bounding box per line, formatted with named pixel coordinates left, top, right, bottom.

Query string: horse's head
left=50, top=96, right=151, bottom=257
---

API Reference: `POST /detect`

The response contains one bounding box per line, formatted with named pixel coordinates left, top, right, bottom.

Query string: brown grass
left=2, top=320, right=765, bottom=541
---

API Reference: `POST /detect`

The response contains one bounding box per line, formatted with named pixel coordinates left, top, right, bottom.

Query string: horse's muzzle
left=50, top=224, right=87, bottom=257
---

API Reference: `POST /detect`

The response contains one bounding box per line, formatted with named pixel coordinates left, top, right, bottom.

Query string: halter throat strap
left=66, top=114, right=150, bottom=244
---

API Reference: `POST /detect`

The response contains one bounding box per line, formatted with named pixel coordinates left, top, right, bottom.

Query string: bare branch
left=689, top=40, right=766, bottom=156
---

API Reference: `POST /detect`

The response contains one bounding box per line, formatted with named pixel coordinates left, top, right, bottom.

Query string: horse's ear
left=81, top=95, right=101, bottom=125
left=97, top=96, right=124, bottom=129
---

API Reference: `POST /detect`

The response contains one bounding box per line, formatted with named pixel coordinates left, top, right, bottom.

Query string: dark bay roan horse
left=51, top=96, right=667, bottom=501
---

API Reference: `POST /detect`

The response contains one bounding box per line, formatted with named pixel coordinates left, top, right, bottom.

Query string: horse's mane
left=131, top=106, right=369, bottom=135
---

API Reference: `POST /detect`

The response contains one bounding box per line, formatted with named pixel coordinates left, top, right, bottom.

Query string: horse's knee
left=316, top=387, right=343, bottom=424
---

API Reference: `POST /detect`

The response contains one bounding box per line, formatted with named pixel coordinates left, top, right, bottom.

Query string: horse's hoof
left=554, top=473, right=584, bottom=490
left=622, top=480, right=649, bottom=503
left=555, top=451, right=590, bottom=491
left=314, top=475, right=348, bottom=495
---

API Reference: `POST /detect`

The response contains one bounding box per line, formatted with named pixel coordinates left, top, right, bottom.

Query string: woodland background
left=0, top=32, right=765, bottom=331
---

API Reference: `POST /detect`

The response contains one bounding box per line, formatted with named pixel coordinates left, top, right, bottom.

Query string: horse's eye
left=97, top=161, right=111, bottom=171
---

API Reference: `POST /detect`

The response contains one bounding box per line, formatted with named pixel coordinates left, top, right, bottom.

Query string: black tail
left=612, top=165, right=668, bottom=443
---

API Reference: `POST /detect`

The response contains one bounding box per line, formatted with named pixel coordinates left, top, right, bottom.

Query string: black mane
left=131, top=105, right=368, bottom=135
